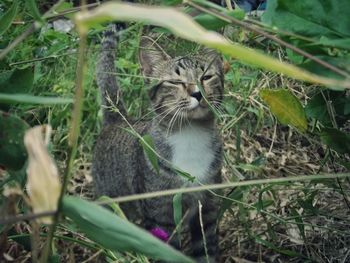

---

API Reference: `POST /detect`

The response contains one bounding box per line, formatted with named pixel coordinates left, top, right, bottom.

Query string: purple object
left=150, top=227, right=169, bottom=242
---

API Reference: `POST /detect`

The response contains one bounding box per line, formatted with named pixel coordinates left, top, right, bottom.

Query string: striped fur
left=93, top=26, right=224, bottom=262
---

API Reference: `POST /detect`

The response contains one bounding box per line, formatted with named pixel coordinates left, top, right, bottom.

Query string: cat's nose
left=190, top=91, right=202, bottom=102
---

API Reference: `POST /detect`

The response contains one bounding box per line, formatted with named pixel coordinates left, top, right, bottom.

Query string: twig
left=45, top=2, right=100, bottom=20
left=9, top=51, right=75, bottom=67
left=0, top=210, right=56, bottom=225
left=97, top=173, right=350, bottom=205
left=198, top=201, right=210, bottom=263
left=186, top=0, right=350, bottom=79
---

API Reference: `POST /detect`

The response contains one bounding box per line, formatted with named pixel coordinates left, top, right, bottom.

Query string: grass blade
left=62, top=196, right=194, bottom=263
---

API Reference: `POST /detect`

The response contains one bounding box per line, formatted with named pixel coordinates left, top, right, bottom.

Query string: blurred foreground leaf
left=62, top=196, right=194, bottom=263
left=260, top=89, right=308, bottom=132
left=0, top=93, right=73, bottom=105
left=74, top=2, right=350, bottom=90
left=0, top=111, right=29, bottom=170
left=24, top=125, right=61, bottom=224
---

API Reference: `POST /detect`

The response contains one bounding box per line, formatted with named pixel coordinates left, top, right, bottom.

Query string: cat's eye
left=166, top=80, right=184, bottom=85
left=201, top=75, right=213, bottom=81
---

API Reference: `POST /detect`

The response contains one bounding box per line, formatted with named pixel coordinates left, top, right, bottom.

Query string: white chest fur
left=168, top=125, right=215, bottom=182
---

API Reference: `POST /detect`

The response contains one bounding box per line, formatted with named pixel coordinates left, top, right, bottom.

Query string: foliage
left=0, top=0, right=349, bottom=262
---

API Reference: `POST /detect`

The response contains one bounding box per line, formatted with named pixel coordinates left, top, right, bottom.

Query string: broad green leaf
left=0, top=1, right=19, bottom=36
left=301, top=55, right=350, bottom=80
left=25, top=0, right=42, bottom=22
left=260, top=89, right=308, bottom=132
left=0, top=93, right=73, bottom=105
left=0, top=67, right=34, bottom=93
left=61, top=196, right=194, bottom=263
left=316, top=37, right=350, bottom=51
left=140, top=134, right=159, bottom=174
left=305, top=93, right=332, bottom=126
left=194, top=9, right=244, bottom=30
left=74, top=2, right=350, bottom=90
left=262, top=0, right=350, bottom=39
left=0, top=111, right=29, bottom=170
left=305, top=91, right=350, bottom=126
left=320, top=128, right=350, bottom=154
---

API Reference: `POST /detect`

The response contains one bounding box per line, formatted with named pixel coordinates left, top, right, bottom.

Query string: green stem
left=97, top=172, right=350, bottom=204
left=40, top=5, right=88, bottom=262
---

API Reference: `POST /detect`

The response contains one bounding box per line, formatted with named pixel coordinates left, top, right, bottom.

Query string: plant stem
left=97, top=172, right=350, bottom=204
left=40, top=1, right=88, bottom=261
left=187, top=0, right=350, bottom=79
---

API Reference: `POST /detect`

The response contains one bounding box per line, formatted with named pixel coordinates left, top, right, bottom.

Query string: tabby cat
left=92, top=24, right=224, bottom=262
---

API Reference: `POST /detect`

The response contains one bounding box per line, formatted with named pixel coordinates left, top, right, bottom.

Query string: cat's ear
left=139, top=36, right=171, bottom=80
left=201, top=47, right=224, bottom=73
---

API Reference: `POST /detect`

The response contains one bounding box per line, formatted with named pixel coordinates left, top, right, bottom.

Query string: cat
left=92, top=24, right=224, bottom=262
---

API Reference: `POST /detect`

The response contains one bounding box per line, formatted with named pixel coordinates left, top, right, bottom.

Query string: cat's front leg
left=189, top=196, right=220, bottom=263
left=143, top=196, right=181, bottom=250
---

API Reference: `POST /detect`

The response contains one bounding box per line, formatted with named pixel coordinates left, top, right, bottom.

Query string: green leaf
left=0, top=93, right=73, bottom=105
left=0, top=111, right=29, bottom=170
left=25, top=0, right=43, bottom=22
left=0, top=1, right=19, bottom=36
left=174, top=168, right=195, bottom=182
left=54, top=2, right=74, bottom=19
left=219, top=186, right=246, bottom=219
left=140, top=134, right=159, bottom=174
left=0, top=67, right=34, bottom=93
left=254, top=236, right=305, bottom=257
left=98, top=196, right=126, bottom=219
left=305, top=91, right=350, bottom=126
left=290, top=208, right=305, bottom=239
left=61, top=196, right=194, bottom=263
left=316, top=37, right=350, bottom=51
left=194, top=9, right=244, bottom=30
left=75, top=2, right=350, bottom=90
left=260, top=89, right=308, bottom=132
left=320, top=128, right=350, bottom=154
left=262, top=0, right=350, bottom=39
left=301, top=55, right=350, bottom=80
left=305, top=93, right=332, bottom=126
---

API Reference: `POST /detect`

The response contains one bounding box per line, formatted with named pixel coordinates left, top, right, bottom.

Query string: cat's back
left=92, top=121, right=150, bottom=198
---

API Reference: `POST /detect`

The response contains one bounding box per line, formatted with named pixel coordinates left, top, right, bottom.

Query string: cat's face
left=139, top=37, right=224, bottom=123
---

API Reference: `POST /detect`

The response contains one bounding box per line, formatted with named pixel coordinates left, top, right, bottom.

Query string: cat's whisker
left=155, top=104, right=180, bottom=126
left=166, top=107, right=181, bottom=137
left=136, top=101, right=178, bottom=124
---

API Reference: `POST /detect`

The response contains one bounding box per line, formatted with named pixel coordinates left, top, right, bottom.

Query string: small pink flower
left=150, top=227, right=169, bottom=242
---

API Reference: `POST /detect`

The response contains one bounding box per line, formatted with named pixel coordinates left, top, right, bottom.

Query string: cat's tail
left=96, top=24, right=127, bottom=125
